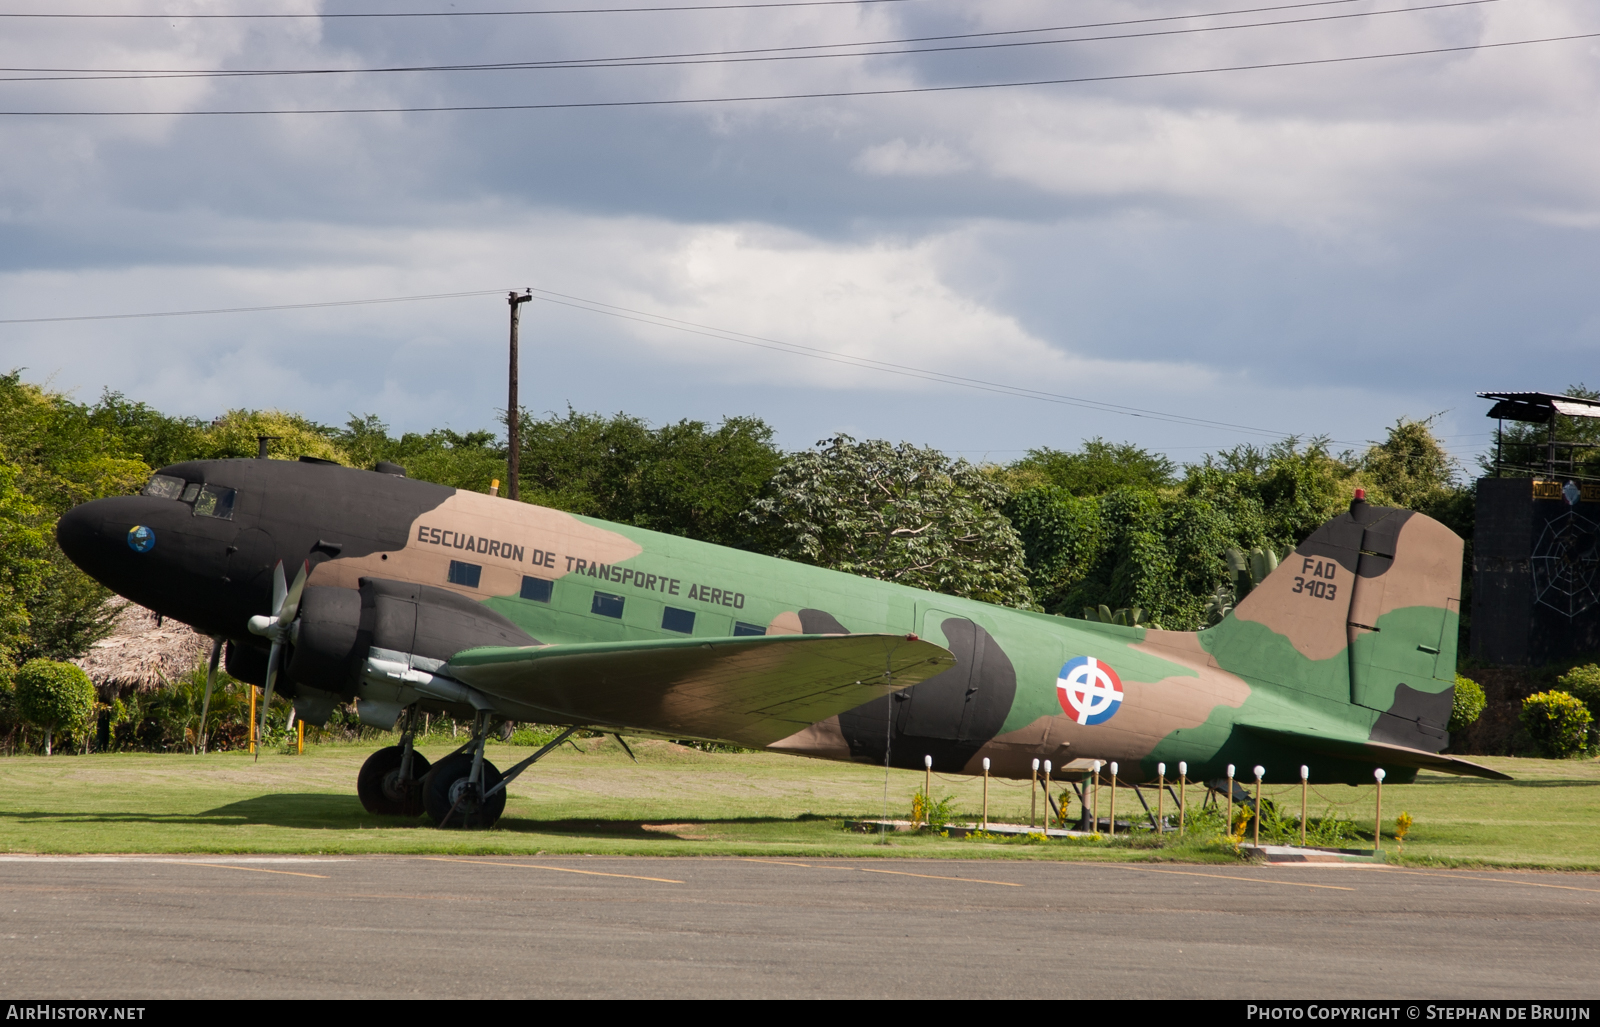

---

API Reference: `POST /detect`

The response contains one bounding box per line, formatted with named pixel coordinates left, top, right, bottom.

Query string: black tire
left=356, top=745, right=434, bottom=816
left=422, top=753, right=506, bottom=829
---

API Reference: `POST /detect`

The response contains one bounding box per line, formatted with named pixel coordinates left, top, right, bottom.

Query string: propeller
left=246, top=559, right=308, bottom=761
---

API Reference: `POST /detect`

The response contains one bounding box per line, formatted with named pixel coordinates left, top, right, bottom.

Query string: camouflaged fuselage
left=57, top=458, right=1471, bottom=785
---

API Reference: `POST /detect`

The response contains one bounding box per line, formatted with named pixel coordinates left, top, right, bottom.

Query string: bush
left=1556, top=664, right=1600, bottom=723
left=1449, top=674, right=1487, bottom=733
left=14, top=658, right=95, bottom=755
left=1519, top=691, right=1594, bottom=759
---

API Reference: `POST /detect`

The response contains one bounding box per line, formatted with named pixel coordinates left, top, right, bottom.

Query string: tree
left=1449, top=674, right=1487, bottom=733
left=744, top=435, right=1036, bottom=608
left=1519, top=691, right=1594, bottom=759
left=1361, top=416, right=1460, bottom=510
left=1007, top=438, right=1177, bottom=495
left=14, top=658, right=95, bottom=756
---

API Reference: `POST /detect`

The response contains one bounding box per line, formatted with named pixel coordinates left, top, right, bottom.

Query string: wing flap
left=444, top=633, right=955, bottom=747
left=1239, top=722, right=1511, bottom=780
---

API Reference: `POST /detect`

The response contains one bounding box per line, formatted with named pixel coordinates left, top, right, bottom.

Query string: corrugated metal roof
left=1479, top=392, right=1600, bottom=419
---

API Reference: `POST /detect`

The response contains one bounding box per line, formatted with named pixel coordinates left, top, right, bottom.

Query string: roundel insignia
left=127, top=525, right=155, bottom=553
left=1056, top=656, right=1124, bottom=726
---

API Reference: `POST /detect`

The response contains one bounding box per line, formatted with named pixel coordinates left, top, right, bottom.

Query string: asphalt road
left=0, top=855, right=1596, bottom=999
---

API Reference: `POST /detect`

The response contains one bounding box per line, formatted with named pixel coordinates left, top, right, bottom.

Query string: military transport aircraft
left=55, top=455, right=1506, bottom=829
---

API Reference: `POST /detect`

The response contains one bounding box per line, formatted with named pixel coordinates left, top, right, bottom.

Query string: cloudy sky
left=2, top=0, right=1597, bottom=471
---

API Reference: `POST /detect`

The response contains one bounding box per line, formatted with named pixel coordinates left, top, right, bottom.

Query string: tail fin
left=1226, top=496, right=1463, bottom=752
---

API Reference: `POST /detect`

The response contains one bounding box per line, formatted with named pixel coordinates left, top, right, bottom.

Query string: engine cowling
left=285, top=577, right=539, bottom=700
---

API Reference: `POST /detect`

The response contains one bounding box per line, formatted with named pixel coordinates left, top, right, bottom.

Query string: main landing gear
left=356, top=706, right=433, bottom=816
left=356, top=706, right=581, bottom=830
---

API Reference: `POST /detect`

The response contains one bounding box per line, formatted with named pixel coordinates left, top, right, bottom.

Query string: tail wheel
left=422, top=753, right=506, bottom=829
left=357, top=745, right=434, bottom=816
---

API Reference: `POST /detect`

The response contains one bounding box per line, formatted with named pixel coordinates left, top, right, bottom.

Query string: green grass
left=0, top=737, right=1596, bottom=866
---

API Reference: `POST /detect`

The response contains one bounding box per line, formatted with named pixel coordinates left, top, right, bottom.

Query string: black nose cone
left=55, top=499, right=106, bottom=571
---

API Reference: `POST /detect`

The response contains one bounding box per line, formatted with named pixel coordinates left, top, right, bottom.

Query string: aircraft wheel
left=422, top=754, right=506, bottom=830
left=357, top=745, right=434, bottom=817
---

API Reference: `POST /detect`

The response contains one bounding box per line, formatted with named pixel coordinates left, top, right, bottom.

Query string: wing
left=1239, top=723, right=1511, bottom=780
left=444, top=633, right=956, bottom=747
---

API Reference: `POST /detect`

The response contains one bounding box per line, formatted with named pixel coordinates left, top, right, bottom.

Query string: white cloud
left=853, top=138, right=971, bottom=177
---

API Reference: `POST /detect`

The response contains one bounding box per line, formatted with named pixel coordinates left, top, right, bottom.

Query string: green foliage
left=746, top=435, right=1036, bottom=607
left=910, top=792, right=956, bottom=831
left=1449, top=674, right=1487, bottom=733
left=1007, top=485, right=1242, bottom=629
left=1556, top=664, right=1600, bottom=723
left=519, top=409, right=782, bottom=548
left=1360, top=416, right=1462, bottom=512
left=14, top=658, right=95, bottom=754
left=1082, top=604, right=1157, bottom=628
left=1007, top=438, right=1176, bottom=495
left=1519, top=690, right=1594, bottom=759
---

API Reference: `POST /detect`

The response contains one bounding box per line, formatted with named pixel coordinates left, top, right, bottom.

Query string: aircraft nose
left=56, top=495, right=167, bottom=587
left=55, top=498, right=108, bottom=568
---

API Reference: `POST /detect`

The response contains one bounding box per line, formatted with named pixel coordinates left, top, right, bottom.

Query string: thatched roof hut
left=73, top=599, right=211, bottom=696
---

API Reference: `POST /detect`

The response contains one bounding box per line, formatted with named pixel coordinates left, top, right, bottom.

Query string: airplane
left=55, top=454, right=1507, bottom=829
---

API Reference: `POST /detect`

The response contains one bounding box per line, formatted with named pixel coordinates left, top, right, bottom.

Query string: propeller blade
left=270, top=560, right=287, bottom=619
left=257, top=639, right=281, bottom=762
left=278, top=559, right=310, bottom=627
left=198, top=637, right=222, bottom=755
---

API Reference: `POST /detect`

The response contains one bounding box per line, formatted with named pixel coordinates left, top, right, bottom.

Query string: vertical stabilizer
left=1229, top=497, right=1463, bottom=752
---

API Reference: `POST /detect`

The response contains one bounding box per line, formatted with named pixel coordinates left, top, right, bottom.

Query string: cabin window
left=591, top=592, right=624, bottom=619
left=193, top=485, right=236, bottom=520
left=520, top=576, right=553, bottom=603
left=141, top=474, right=185, bottom=500
left=661, top=607, right=695, bottom=634
left=448, top=561, right=482, bottom=588
left=732, top=621, right=767, bottom=637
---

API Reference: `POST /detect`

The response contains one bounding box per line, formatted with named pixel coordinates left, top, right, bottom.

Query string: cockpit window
left=193, top=485, right=236, bottom=520
left=141, top=474, right=185, bottom=500
left=180, top=482, right=201, bottom=503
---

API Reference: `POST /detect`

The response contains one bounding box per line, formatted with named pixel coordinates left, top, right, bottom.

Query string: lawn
left=0, top=736, right=1596, bottom=867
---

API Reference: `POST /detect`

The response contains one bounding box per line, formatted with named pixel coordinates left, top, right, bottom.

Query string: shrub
left=14, top=659, right=95, bottom=755
left=1556, top=664, right=1600, bottom=723
left=1519, top=691, right=1594, bottom=759
left=1449, top=675, right=1487, bottom=733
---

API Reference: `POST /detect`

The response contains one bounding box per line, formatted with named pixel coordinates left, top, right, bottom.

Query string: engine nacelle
left=284, top=577, right=539, bottom=719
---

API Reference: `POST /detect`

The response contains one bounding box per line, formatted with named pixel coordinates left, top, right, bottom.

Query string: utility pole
left=506, top=290, right=532, bottom=500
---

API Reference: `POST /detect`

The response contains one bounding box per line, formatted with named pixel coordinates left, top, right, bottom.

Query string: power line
left=0, top=289, right=506, bottom=324
left=0, top=0, right=1466, bottom=80
left=0, top=284, right=1343, bottom=442
left=0, top=0, right=927, bottom=18
left=3, top=30, right=1593, bottom=115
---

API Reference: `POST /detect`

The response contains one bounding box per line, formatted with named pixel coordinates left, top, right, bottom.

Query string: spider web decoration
left=1531, top=509, right=1600, bottom=620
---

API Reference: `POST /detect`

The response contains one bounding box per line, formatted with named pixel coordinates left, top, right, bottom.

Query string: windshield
left=141, top=474, right=185, bottom=500
left=193, top=485, right=236, bottom=520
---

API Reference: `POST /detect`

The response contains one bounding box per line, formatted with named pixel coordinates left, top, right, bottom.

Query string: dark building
left=1471, top=391, right=1600, bottom=666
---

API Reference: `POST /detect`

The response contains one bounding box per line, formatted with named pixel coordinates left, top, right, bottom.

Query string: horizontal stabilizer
left=444, top=633, right=955, bottom=748
left=1239, top=723, right=1511, bottom=781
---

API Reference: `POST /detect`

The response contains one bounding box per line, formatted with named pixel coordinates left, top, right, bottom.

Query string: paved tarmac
left=0, top=855, right=1596, bottom=999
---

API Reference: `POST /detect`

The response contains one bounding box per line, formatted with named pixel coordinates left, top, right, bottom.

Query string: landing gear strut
left=423, top=710, right=504, bottom=829
left=356, top=706, right=433, bottom=816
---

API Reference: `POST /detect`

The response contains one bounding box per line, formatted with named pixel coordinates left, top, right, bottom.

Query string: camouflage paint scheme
left=56, top=458, right=1506, bottom=788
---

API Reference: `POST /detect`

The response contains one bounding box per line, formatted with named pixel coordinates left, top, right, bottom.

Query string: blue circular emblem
left=127, top=525, right=155, bottom=553
left=1056, top=655, right=1125, bottom=726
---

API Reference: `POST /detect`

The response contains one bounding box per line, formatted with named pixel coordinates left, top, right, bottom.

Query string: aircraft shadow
left=1412, top=777, right=1600, bottom=789
left=0, top=800, right=837, bottom=835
